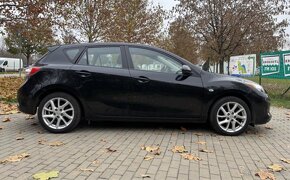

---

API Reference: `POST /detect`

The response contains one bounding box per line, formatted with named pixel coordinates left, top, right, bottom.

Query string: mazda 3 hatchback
left=18, top=43, right=271, bottom=135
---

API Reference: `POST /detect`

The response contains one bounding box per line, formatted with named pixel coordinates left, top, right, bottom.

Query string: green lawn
left=245, top=76, right=290, bottom=109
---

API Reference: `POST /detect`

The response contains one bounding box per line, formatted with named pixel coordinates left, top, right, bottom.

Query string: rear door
left=70, top=45, right=132, bottom=118
left=125, top=46, right=204, bottom=119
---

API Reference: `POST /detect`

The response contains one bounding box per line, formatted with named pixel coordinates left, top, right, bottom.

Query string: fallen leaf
left=16, top=137, right=24, bottom=140
left=0, top=102, right=19, bottom=115
left=193, top=133, right=203, bottom=136
left=33, top=170, right=59, bottom=180
left=141, top=174, right=151, bottom=178
left=31, top=122, right=38, bottom=126
left=92, top=160, right=99, bottom=165
left=38, top=139, right=47, bottom=145
left=280, top=158, right=290, bottom=164
left=106, top=147, right=117, bottom=152
left=48, top=141, right=65, bottom=147
left=144, top=156, right=154, bottom=161
left=172, top=146, right=187, bottom=153
left=181, top=153, right=201, bottom=161
left=265, top=126, right=273, bottom=130
left=80, top=168, right=94, bottom=172
left=285, top=112, right=290, bottom=116
left=0, top=126, right=3, bottom=130
left=199, top=149, right=214, bottom=153
left=268, top=164, right=284, bottom=172
left=2, top=117, right=11, bottom=122
left=196, top=141, right=206, bottom=145
left=100, top=139, right=107, bottom=142
left=25, top=115, right=34, bottom=120
left=141, top=145, right=161, bottom=155
left=255, top=170, right=276, bottom=180
left=180, top=127, right=187, bottom=131
left=0, top=153, right=30, bottom=164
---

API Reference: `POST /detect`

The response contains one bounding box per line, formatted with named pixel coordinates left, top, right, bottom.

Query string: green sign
left=284, top=54, right=290, bottom=77
left=260, top=50, right=290, bottom=79
left=261, top=55, right=280, bottom=75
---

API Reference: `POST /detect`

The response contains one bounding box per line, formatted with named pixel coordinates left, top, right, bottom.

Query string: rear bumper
left=17, top=84, right=37, bottom=115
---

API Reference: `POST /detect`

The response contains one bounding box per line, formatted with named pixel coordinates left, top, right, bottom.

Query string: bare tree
left=175, top=0, right=289, bottom=73
left=53, top=0, right=113, bottom=43
left=104, top=0, right=165, bottom=45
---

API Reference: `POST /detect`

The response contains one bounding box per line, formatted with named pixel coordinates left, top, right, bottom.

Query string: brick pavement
left=0, top=107, right=290, bottom=180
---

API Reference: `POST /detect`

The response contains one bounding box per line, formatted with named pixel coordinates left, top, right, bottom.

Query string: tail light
left=25, top=66, right=41, bottom=77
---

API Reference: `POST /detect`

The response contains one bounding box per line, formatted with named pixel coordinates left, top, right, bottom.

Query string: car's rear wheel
left=38, top=92, right=81, bottom=133
left=210, top=96, right=250, bottom=136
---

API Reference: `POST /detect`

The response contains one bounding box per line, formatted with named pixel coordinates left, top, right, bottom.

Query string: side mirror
left=182, top=65, right=192, bottom=76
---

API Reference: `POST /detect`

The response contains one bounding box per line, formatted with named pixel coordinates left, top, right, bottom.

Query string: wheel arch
left=35, top=85, right=86, bottom=120
left=206, top=91, right=254, bottom=124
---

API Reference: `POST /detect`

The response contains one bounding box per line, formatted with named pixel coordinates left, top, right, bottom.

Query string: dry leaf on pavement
left=25, top=115, right=34, bottom=120
left=48, top=141, right=65, bottom=147
left=199, top=149, right=214, bottom=153
left=141, top=174, right=151, bottom=178
left=2, top=117, right=11, bottom=122
left=280, top=158, right=290, bottom=164
left=38, top=139, right=47, bottom=145
left=144, top=156, right=154, bottom=161
left=267, top=164, right=284, bottom=172
left=172, top=146, right=187, bottom=153
left=141, top=145, right=161, bottom=155
left=106, top=147, right=117, bottom=152
left=92, top=160, right=99, bottom=165
left=255, top=170, right=276, bottom=180
left=100, top=139, right=107, bottom=142
left=265, top=126, right=273, bottom=130
left=193, top=133, right=203, bottom=136
left=0, top=126, right=3, bottom=130
left=0, top=153, right=30, bottom=164
left=33, top=170, right=59, bottom=180
left=16, top=137, right=24, bottom=140
left=31, top=122, right=38, bottom=126
left=181, top=153, right=201, bottom=161
left=80, top=168, right=94, bottom=172
left=180, top=127, right=187, bottom=131
left=196, top=141, right=206, bottom=145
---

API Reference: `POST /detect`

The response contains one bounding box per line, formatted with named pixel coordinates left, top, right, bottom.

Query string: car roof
left=56, top=42, right=156, bottom=49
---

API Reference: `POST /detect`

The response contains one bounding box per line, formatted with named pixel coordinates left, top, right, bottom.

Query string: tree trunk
left=215, top=62, right=218, bottom=73
left=219, top=60, right=224, bottom=74
left=227, top=58, right=230, bottom=75
left=26, top=54, right=30, bottom=66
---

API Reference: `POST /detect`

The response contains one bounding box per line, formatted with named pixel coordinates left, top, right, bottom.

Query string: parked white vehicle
left=0, top=57, right=23, bottom=72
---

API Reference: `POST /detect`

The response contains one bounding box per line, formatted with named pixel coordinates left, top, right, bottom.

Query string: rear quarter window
left=64, top=48, right=82, bottom=62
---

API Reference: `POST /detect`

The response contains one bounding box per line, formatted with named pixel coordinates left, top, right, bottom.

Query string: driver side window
left=129, top=47, right=182, bottom=74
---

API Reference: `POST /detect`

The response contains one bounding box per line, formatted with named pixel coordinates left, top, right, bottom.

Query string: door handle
left=76, top=70, right=91, bottom=78
left=135, top=76, right=150, bottom=83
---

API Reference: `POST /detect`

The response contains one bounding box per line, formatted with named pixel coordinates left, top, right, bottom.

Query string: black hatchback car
left=18, top=43, right=271, bottom=135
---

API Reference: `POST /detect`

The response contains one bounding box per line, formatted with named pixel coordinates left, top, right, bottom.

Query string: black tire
left=210, top=96, right=251, bottom=136
left=37, top=92, right=81, bottom=133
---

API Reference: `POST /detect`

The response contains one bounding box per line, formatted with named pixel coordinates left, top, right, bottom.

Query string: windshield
left=0, top=60, right=3, bottom=65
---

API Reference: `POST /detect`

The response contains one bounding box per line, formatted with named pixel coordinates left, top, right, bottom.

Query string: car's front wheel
left=210, top=96, right=251, bottom=136
left=38, top=92, right=81, bottom=133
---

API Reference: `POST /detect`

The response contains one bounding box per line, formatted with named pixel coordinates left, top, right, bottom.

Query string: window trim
left=75, top=45, right=128, bottom=69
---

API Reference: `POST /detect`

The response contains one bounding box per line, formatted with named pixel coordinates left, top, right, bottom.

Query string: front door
left=126, top=46, right=204, bottom=119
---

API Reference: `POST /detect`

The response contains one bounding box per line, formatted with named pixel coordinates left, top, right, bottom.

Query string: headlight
left=244, top=81, right=265, bottom=93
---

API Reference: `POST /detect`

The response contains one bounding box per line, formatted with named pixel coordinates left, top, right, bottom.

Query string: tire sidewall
left=37, top=92, right=81, bottom=133
left=210, top=96, right=251, bottom=136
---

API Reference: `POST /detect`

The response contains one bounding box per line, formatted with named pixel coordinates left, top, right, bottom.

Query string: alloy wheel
left=216, top=102, right=247, bottom=133
left=42, top=97, right=74, bottom=130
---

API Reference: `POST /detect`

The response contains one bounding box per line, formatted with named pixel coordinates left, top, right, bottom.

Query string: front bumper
left=253, top=96, right=272, bottom=125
